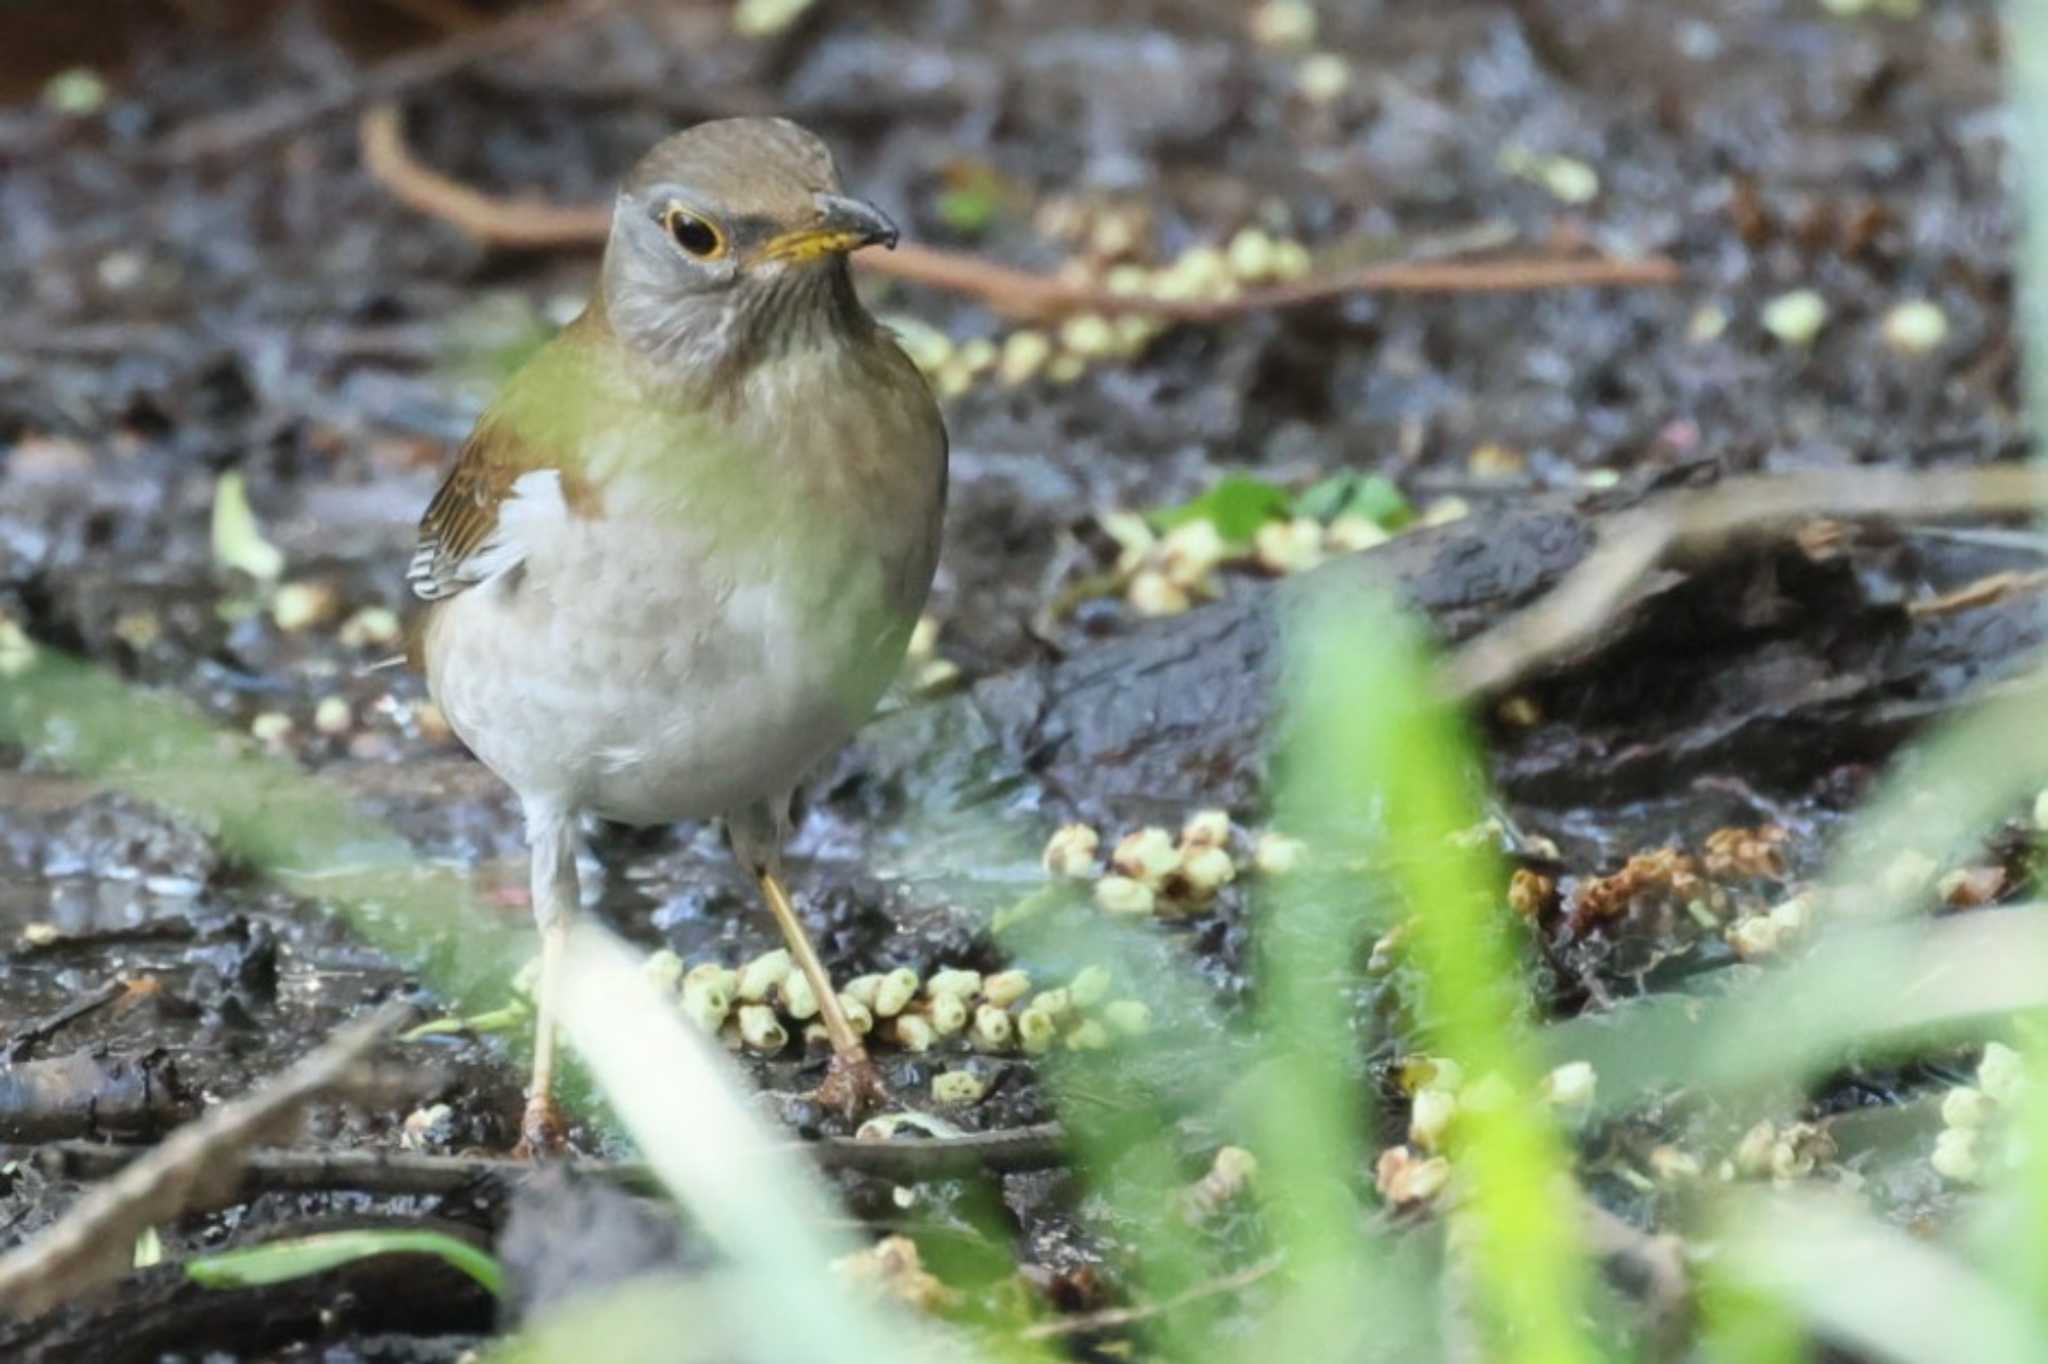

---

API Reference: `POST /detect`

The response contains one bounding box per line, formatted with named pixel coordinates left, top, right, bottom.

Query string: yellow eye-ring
left=662, top=203, right=726, bottom=259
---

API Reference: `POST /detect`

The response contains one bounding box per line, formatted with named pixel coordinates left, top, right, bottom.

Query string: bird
left=406, top=117, right=948, bottom=1152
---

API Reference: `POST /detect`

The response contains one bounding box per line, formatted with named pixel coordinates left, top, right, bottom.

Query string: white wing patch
left=407, top=468, right=569, bottom=599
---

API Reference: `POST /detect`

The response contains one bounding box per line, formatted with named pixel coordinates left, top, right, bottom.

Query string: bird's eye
left=662, top=204, right=725, bottom=259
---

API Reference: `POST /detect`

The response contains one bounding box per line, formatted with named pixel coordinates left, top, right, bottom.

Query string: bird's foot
left=813, top=1047, right=891, bottom=1123
left=513, top=1093, right=571, bottom=1159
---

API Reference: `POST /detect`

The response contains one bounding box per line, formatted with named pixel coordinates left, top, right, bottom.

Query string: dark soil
left=0, top=1, right=2032, bottom=1359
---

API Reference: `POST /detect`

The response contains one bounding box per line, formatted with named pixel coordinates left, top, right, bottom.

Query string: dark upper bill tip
left=815, top=193, right=900, bottom=250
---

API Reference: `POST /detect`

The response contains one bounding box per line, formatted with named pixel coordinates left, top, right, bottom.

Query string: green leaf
left=210, top=471, right=285, bottom=582
left=1293, top=472, right=1413, bottom=529
left=1149, top=475, right=1293, bottom=544
left=186, top=1229, right=505, bottom=1297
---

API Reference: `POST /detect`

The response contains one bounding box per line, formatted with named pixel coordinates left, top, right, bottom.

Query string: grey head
left=598, top=118, right=899, bottom=372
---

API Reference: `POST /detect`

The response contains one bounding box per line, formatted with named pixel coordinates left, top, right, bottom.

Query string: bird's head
left=598, top=117, right=898, bottom=370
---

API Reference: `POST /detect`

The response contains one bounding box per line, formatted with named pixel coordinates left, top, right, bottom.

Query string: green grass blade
left=1274, top=587, right=1601, bottom=1364
left=186, top=1229, right=505, bottom=1297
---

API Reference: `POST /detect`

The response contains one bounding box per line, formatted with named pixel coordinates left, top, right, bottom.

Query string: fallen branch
left=0, top=1001, right=409, bottom=1318
left=358, top=102, right=1681, bottom=320
left=155, top=0, right=618, bottom=163
left=1442, top=466, right=2048, bottom=702
left=21, top=1120, right=1067, bottom=1209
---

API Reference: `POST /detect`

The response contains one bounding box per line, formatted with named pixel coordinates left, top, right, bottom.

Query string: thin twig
left=1442, top=466, right=2048, bottom=702
left=20, top=1120, right=1068, bottom=1209
left=3, top=979, right=133, bottom=1062
left=357, top=101, right=1682, bottom=320
left=0, top=1002, right=410, bottom=1318
left=1020, top=1256, right=1282, bottom=1340
left=155, top=0, right=617, bottom=163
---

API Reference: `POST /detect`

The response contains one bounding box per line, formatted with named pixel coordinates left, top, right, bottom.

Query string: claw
left=813, top=1047, right=891, bottom=1122
left=513, top=1093, right=570, bottom=1158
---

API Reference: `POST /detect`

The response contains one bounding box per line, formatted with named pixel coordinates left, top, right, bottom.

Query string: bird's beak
left=757, top=194, right=900, bottom=263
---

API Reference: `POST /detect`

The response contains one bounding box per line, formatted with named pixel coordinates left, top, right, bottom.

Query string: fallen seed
left=737, top=1004, right=788, bottom=1052
left=737, top=949, right=793, bottom=1003
left=873, top=967, right=920, bottom=1018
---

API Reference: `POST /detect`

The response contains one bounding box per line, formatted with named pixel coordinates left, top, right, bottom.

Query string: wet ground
left=0, top=0, right=2037, bottom=1358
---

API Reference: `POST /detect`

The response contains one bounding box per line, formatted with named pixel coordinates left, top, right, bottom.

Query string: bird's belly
left=426, top=520, right=913, bottom=825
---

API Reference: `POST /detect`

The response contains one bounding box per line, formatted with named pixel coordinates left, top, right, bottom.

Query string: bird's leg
left=732, top=801, right=889, bottom=1120
left=517, top=802, right=579, bottom=1156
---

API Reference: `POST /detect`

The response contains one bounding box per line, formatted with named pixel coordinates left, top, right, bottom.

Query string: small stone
left=1094, top=874, right=1156, bottom=916
left=399, top=1102, right=457, bottom=1152
left=932, top=1069, right=988, bottom=1104
left=1761, top=289, right=1829, bottom=347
